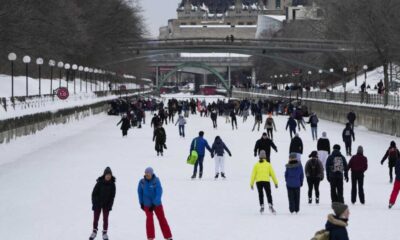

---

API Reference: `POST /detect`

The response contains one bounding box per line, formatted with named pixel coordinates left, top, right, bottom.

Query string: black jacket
left=325, top=214, right=349, bottom=240
left=153, top=127, right=166, bottom=144
left=289, top=136, right=303, bottom=154
left=326, top=150, right=348, bottom=180
left=117, top=118, right=130, bottom=131
left=317, top=138, right=331, bottom=153
left=254, top=137, right=277, bottom=158
left=92, top=176, right=116, bottom=211
left=347, top=112, right=356, bottom=123
left=342, top=125, right=355, bottom=142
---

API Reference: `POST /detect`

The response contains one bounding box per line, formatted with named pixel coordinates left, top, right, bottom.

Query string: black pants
left=287, top=187, right=301, bottom=213
left=307, top=177, right=320, bottom=199
left=231, top=118, right=237, bottom=129
left=256, top=181, right=273, bottom=206
left=267, top=128, right=273, bottom=140
left=155, top=142, right=164, bottom=153
left=329, top=177, right=344, bottom=203
left=351, top=172, right=365, bottom=203
left=344, top=139, right=352, bottom=155
left=289, top=128, right=296, bottom=139
left=122, top=129, right=128, bottom=136
left=212, top=119, right=217, bottom=128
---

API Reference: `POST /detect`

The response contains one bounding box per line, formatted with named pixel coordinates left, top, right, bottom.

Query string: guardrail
left=234, top=88, right=400, bottom=108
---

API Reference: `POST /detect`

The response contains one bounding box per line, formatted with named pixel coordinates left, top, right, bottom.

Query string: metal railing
left=234, top=88, right=400, bottom=108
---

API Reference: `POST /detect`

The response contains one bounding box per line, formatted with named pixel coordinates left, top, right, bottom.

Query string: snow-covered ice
left=1, top=97, right=399, bottom=239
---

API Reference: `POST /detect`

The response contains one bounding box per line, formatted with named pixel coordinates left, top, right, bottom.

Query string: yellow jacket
left=250, top=159, right=278, bottom=187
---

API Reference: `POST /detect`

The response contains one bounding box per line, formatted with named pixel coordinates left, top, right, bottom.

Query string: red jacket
left=348, top=153, right=368, bottom=172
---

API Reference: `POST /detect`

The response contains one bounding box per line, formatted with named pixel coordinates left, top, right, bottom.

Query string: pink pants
left=389, top=180, right=400, bottom=205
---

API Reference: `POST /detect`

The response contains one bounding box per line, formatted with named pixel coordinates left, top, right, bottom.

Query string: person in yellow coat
left=250, top=150, right=279, bottom=214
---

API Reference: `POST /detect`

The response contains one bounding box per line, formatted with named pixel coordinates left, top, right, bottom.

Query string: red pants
left=93, top=208, right=110, bottom=231
left=144, top=205, right=172, bottom=239
left=389, top=180, right=400, bottom=205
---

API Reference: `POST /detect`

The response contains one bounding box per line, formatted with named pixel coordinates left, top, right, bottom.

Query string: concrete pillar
left=251, top=68, right=256, bottom=86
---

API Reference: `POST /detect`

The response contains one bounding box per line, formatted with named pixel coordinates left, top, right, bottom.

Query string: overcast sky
left=139, top=0, right=181, bottom=38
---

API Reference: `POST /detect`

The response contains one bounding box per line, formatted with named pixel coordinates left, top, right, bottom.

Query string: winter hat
left=332, top=202, right=348, bottom=217
left=145, top=167, right=154, bottom=175
left=289, top=152, right=298, bottom=160
left=333, top=144, right=341, bottom=150
left=357, top=146, right=363, bottom=154
left=390, top=141, right=396, bottom=148
left=262, top=132, right=267, bottom=137
left=103, top=167, right=112, bottom=176
left=322, top=132, right=327, bottom=138
left=309, top=151, right=318, bottom=158
left=199, top=131, right=204, bottom=137
left=259, top=150, right=267, bottom=159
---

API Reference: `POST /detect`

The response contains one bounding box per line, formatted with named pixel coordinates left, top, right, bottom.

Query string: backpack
left=309, top=159, right=321, bottom=178
left=389, top=147, right=398, bottom=161
left=267, top=117, right=273, bottom=125
left=344, top=130, right=351, bottom=136
left=187, top=140, right=198, bottom=165
left=311, top=230, right=329, bottom=240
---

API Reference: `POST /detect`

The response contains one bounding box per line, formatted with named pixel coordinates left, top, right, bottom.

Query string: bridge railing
left=234, top=88, right=400, bottom=108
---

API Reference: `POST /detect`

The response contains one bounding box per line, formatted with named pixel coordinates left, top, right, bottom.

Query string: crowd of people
left=88, top=96, right=400, bottom=240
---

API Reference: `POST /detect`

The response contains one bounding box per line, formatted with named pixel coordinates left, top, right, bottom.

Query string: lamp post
left=49, top=60, right=56, bottom=95
left=318, top=69, right=323, bottom=89
left=57, top=61, right=64, bottom=88
left=84, top=67, right=89, bottom=93
left=307, top=71, right=312, bottom=90
left=23, top=55, right=31, bottom=97
left=89, top=68, right=94, bottom=91
left=72, top=64, right=78, bottom=94
left=36, top=58, right=44, bottom=96
left=78, top=66, right=84, bottom=92
left=343, top=67, right=348, bottom=102
left=64, top=63, right=70, bottom=90
left=94, top=69, right=98, bottom=92
left=329, top=68, right=334, bottom=92
left=8, top=52, right=17, bottom=99
left=363, top=65, right=368, bottom=87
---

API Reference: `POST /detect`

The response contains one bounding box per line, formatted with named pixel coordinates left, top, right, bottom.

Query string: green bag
left=187, top=140, right=198, bottom=165
left=311, top=230, right=329, bottom=240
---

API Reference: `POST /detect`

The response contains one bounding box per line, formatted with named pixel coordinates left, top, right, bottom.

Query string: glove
left=211, top=153, right=214, bottom=158
left=345, top=176, right=349, bottom=182
left=275, top=184, right=278, bottom=189
left=140, top=204, right=144, bottom=211
left=254, top=152, right=257, bottom=157
left=381, top=160, right=384, bottom=165
left=229, top=153, right=232, bottom=157
left=251, top=186, right=254, bottom=190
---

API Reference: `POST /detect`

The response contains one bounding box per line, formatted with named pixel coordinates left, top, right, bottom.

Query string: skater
left=252, top=111, right=262, bottom=132
left=151, top=114, right=160, bottom=129
left=250, top=150, right=278, bottom=214
left=305, top=151, right=324, bottom=204
left=348, top=146, right=368, bottom=204
left=286, top=115, right=297, bottom=139
left=317, top=132, right=331, bottom=168
left=381, top=141, right=400, bottom=183
left=175, top=114, right=187, bottom=138
left=347, top=110, right=356, bottom=131
left=289, top=133, right=303, bottom=163
left=389, top=158, right=400, bottom=209
left=254, top=132, right=278, bottom=161
left=285, top=153, right=304, bottom=214
left=116, top=114, right=131, bottom=137
left=342, top=123, right=355, bottom=156
left=89, top=167, right=116, bottom=240
left=230, top=109, right=238, bottom=130
left=153, top=124, right=166, bottom=156
left=264, top=113, right=277, bottom=140
left=294, top=108, right=306, bottom=131
left=325, top=202, right=350, bottom=240
left=307, top=112, right=319, bottom=141
left=211, top=110, right=218, bottom=129
left=190, top=131, right=212, bottom=179
left=243, top=107, right=249, bottom=122
left=326, top=145, right=349, bottom=203
left=138, top=167, right=173, bottom=240
left=211, top=136, right=232, bottom=179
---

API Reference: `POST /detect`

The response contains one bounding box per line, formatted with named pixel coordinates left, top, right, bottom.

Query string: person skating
left=389, top=158, right=400, bottom=209
left=286, top=115, right=297, bottom=139
left=348, top=146, right=368, bottom=204
left=325, top=202, right=350, bottom=240
left=211, top=110, right=218, bottom=129
left=342, top=123, right=355, bottom=156
left=305, top=151, right=324, bottom=204
left=285, top=153, right=304, bottom=214
left=252, top=111, right=263, bottom=132
left=116, top=114, right=131, bottom=137
left=289, top=133, right=303, bottom=163
left=137, top=167, right=173, bottom=240
left=264, top=113, right=277, bottom=140
left=294, top=108, right=306, bottom=131
left=230, top=109, right=238, bottom=130
left=175, top=114, right=187, bottom=138
left=153, top=124, right=167, bottom=156
left=307, top=112, right=319, bottom=141
left=326, top=145, right=349, bottom=203
left=151, top=114, right=160, bottom=129
left=89, top=167, right=116, bottom=240
left=347, top=110, right=356, bottom=131
left=254, top=132, right=278, bottom=161
left=211, top=136, right=232, bottom=179
left=190, top=131, right=212, bottom=179
left=250, top=150, right=278, bottom=214
left=317, top=132, right=331, bottom=168
left=243, top=107, right=249, bottom=122
left=381, top=141, right=400, bottom=183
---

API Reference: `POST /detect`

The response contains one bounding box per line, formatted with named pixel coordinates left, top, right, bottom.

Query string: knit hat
left=332, top=202, right=348, bottom=217
left=333, top=144, right=341, bottom=150
left=259, top=150, right=267, bottom=159
left=322, top=132, right=327, bottom=138
left=289, top=152, right=297, bottom=160
left=145, top=167, right=154, bottom=175
left=357, top=146, right=363, bottom=154
left=103, top=167, right=112, bottom=176
left=309, top=151, right=318, bottom=158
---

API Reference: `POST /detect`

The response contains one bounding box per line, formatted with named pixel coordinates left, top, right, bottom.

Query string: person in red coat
left=348, top=146, right=368, bottom=204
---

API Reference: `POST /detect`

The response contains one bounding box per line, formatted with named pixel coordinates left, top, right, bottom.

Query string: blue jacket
left=211, top=136, right=231, bottom=157
left=190, top=136, right=212, bottom=156
left=325, top=214, right=349, bottom=240
left=326, top=150, right=348, bottom=180
left=137, top=175, right=163, bottom=207
left=285, top=161, right=304, bottom=188
left=286, top=117, right=297, bottom=130
left=396, top=159, right=400, bottom=181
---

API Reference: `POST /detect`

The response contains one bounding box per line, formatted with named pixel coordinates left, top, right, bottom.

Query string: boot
left=269, top=204, right=276, bottom=214
left=199, top=172, right=203, bottom=179
left=316, top=198, right=319, bottom=204
left=214, top=173, right=219, bottom=179
left=221, top=173, right=226, bottom=179
left=102, top=231, right=109, bottom=240
left=389, top=203, right=393, bottom=209
left=157, top=152, right=159, bottom=156
left=308, top=198, right=312, bottom=204
left=89, top=230, right=97, bottom=240
left=191, top=174, right=196, bottom=179
left=260, top=204, right=265, bottom=213
left=161, top=152, right=163, bottom=156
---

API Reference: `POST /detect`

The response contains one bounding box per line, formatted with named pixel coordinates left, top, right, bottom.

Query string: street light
left=363, top=65, right=368, bottom=87
left=8, top=52, right=17, bottom=98
left=343, top=67, right=348, bottom=100
left=58, top=61, right=64, bottom=88
left=72, top=64, right=78, bottom=94
left=23, top=55, right=31, bottom=97
left=78, top=66, right=84, bottom=92
left=49, top=60, right=56, bottom=95
left=318, top=69, right=323, bottom=89
left=84, top=67, right=89, bottom=93
left=36, top=58, right=44, bottom=96
left=65, top=63, right=71, bottom=90
left=89, top=68, right=94, bottom=91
